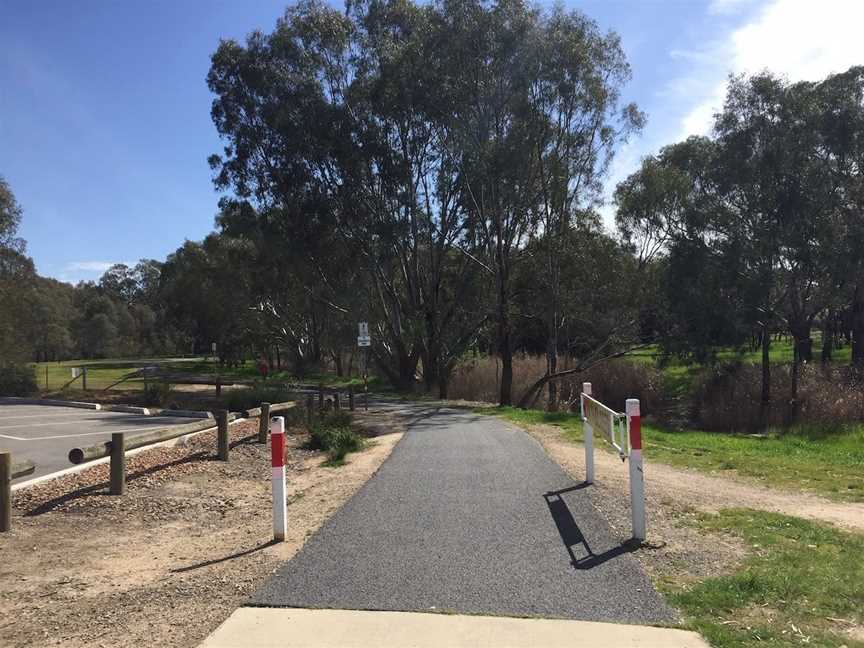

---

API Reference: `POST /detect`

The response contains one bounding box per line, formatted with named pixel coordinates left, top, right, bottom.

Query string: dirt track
left=0, top=419, right=401, bottom=648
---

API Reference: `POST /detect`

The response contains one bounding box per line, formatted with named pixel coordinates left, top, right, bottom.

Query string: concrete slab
left=199, top=608, right=709, bottom=648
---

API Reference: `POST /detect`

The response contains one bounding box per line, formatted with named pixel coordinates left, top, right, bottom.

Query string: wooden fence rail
left=67, top=401, right=297, bottom=496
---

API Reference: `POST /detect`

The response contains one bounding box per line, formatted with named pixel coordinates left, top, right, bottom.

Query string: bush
left=308, top=410, right=362, bottom=463
left=0, top=363, right=38, bottom=396
left=141, top=381, right=173, bottom=407
left=222, top=382, right=292, bottom=412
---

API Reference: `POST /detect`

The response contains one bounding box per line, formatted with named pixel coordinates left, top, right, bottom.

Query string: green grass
left=667, top=509, right=864, bottom=647
left=484, top=407, right=864, bottom=502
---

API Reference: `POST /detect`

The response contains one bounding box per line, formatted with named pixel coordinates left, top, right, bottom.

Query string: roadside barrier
left=67, top=401, right=297, bottom=496
left=1, top=452, right=35, bottom=532
left=580, top=382, right=646, bottom=542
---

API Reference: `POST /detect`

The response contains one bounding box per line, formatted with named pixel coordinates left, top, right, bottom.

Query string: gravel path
left=251, top=403, right=675, bottom=624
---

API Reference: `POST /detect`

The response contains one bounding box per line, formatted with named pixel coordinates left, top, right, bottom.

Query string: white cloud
left=678, top=0, right=864, bottom=137
left=65, top=261, right=118, bottom=273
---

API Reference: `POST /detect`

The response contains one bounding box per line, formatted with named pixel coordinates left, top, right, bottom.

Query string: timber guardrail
left=1, top=452, right=36, bottom=532
left=67, top=401, right=297, bottom=495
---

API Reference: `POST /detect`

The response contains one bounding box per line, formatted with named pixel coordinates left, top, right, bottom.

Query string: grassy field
left=31, top=357, right=375, bottom=393
left=668, top=509, right=864, bottom=647
left=485, top=407, right=864, bottom=502
left=626, top=333, right=853, bottom=367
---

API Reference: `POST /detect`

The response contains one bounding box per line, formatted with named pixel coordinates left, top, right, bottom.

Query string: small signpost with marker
left=358, top=322, right=370, bottom=410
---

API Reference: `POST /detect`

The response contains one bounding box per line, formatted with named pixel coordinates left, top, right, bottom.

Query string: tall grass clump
left=690, top=362, right=864, bottom=432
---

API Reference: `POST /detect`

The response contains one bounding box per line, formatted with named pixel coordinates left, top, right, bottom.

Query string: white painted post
left=581, top=382, right=594, bottom=485
left=270, top=416, right=287, bottom=542
left=626, top=399, right=646, bottom=542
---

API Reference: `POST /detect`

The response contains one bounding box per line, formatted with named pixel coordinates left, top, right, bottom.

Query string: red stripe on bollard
left=271, top=427, right=285, bottom=468
left=628, top=412, right=642, bottom=450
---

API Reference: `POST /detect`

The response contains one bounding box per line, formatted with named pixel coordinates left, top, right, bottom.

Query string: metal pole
left=581, top=383, right=594, bottom=484
left=626, top=398, right=646, bottom=542
left=0, top=452, right=10, bottom=532
left=109, top=433, right=125, bottom=495
left=271, top=416, right=287, bottom=542
left=82, top=367, right=87, bottom=391
left=216, top=409, right=229, bottom=461
left=258, top=403, right=271, bottom=444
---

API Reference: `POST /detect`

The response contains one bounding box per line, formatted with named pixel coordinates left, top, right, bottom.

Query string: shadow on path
left=544, top=485, right=638, bottom=570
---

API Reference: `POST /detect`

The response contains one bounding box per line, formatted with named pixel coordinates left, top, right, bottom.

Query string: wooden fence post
left=334, top=392, right=341, bottom=410
left=258, top=402, right=271, bottom=444
left=306, top=395, right=314, bottom=427
left=109, top=433, right=126, bottom=495
left=0, top=452, right=10, bottom=532
left=216, top=409, right=229, bottom=461
left=318, top=384, right=324, bottom=410
left=82, top=367, right=88, bottom=391
left=216, top=376, right=222, bottom=398
left=348, top=386, right=355, bottom=411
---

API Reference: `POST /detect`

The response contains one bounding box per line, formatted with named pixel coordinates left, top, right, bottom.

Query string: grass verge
left=667, top=509, right=863, bottom=647
left=482, top=407, right=864, bottom=502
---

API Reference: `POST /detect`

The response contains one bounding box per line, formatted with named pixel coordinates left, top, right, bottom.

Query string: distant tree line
left=3, top=0, right=864, bottom=424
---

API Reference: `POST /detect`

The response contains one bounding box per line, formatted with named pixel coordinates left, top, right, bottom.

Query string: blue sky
left=2, top=0, right=863, bottom=284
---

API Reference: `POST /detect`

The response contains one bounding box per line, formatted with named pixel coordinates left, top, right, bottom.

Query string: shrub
left=141, top=381, right=173, bottom=407
left=0, top=363, right=38, bottom=396
left=222, top=382, right=292, bottom=412
left=308, top=410, right=362, bottom=462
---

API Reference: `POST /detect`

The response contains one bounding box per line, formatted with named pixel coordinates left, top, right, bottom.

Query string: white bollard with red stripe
left=626, top=399, right=646, bottom=541
left=271, top=416, right=287, bottom=542
left=581, top=382, right=594, bottom=484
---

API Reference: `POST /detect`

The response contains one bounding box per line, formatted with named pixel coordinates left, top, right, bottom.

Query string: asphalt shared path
left=251, top=401, right=675, bottom=624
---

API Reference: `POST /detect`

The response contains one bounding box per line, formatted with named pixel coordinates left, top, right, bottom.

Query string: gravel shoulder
left=0, top=419, right=402, bottom=648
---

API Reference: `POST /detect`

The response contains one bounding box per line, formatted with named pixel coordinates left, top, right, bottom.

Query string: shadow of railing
left=543, top=485, right=638, bottom=570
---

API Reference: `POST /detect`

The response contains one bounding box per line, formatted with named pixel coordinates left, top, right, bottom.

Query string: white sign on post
left=358, top=321, right=371, bottom=347
left=71, top=367, right=80, bottom=378
left=211, top=342, right=217, bottom=354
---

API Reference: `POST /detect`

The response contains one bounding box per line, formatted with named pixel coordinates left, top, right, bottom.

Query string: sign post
left=358, top=322, right=370, bottom=410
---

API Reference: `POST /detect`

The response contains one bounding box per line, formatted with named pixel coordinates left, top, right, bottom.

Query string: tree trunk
left=853, top=284, right=864, bottom=366
left=496, top=271, right=513, bottom=406
left=334, top=351, right=343, bottom=377
left=821, top=311, right=834, bottom=363
left=546, top=315, right=558, bottom=412
left=760, top=322, right=771, bottom=429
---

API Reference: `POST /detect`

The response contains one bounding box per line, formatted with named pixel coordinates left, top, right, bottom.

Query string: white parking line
left=0, top=420, right=98, bottom=431
left=0, top=424, right=200, bottom=442
left=0, top=412, right=95, bottom=420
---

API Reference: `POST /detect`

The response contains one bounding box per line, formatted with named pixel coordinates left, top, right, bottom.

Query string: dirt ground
left=520, top=421, right=864, bottom=588
left=0, top=418, right=402, bottom=648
